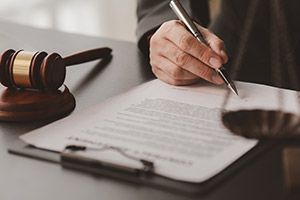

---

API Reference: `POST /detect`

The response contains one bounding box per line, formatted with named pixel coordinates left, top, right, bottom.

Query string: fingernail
left=212, top=74, right=224, bottom=84
left=220, top=50, right=226, bottom=56
left=220, top=50, right=228, bottom=62
left=209, top=57, right=222, bottom=68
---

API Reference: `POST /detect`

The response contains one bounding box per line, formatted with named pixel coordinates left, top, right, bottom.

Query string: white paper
left=20, top=79, right=299, bottom=183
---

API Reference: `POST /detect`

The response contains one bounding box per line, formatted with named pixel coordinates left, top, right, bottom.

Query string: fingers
left=163, top=20, right=224, bottom=69
left=150, top=46, right=201, bottom=85
left=152, top=66, right=200, bottom=86
left=149, top=20, right=228, bottom=86
left=195, top=24, right=228, bottom=63
left=152, top=39, right=223, bottom=84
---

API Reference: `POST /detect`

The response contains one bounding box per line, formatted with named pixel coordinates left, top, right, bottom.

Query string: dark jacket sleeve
left=136, top=0, right=210, bottom=59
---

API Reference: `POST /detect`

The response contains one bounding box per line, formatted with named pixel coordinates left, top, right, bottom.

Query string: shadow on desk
left=72, top=55, right=113, bottom=95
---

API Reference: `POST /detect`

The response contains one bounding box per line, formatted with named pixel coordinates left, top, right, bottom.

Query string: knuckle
left=179, top=35, right=194, bottom=51
left=175, top=52, right=189, bottom=66
left=197, top=66, right=210, bottom=78
left=151, top=67, right=162, bottom=79
left=169, top=79, right=181, bottom=86
left=159, top=23, right=168, bottom=33
left=149, top=59, right=155, bottom=68
left=149, top=34, right=159, bottom=47
left=149, top=50, right=155, bottom=62
left=151, top=67, right=158, bottom=75
left=149, top=45, right=161, bottom=62
left=160, top=21, right=175, bottom=36
left=169, top=66, right=183, bottom=79
left=149, top=55, right=160, bottom=69
left=212, top=38, right=221, bottom=45
left=166, top=20, right=178, bottom=27
left=214, top=39, right=225, bottom=49
left=149, top=53, right=159, bottom=67
left=198, top=49, right=211, bottom=63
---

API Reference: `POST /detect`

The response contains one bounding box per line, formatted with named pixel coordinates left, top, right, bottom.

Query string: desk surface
left=0, top=21, right=299, bottom=200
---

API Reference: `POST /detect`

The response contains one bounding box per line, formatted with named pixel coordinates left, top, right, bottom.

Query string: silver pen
left=169, top=0, right=238, bottom=95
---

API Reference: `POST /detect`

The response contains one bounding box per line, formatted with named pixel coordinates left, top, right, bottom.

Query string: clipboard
left=8, top=139, right=272, bottom=196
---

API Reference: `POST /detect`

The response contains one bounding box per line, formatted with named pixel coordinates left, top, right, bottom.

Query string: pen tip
left=234, top=90, right=239, bottom=96
left=228, top=84, right=239, bottom=96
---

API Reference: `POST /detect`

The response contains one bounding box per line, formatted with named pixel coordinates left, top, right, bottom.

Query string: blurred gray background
left=0, top=0, right=138, bottom=42
left=0, top=0, right=220, bottom=42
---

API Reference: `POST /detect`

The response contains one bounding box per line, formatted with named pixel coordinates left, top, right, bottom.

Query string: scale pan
left=222, top=109, right=300, bottom=139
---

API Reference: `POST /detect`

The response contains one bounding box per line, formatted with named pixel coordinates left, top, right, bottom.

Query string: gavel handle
left=63, top=47, right=112, bottom=66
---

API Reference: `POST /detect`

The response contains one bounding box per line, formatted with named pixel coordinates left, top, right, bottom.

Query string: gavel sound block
left=0, top=47, right=112, bottom=121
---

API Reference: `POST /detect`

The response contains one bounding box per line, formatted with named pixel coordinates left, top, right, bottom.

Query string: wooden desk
left=0, top=20, right=299, bottom=200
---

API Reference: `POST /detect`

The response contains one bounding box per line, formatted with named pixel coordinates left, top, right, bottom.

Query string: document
left=20, top=79, right=299, bottom=183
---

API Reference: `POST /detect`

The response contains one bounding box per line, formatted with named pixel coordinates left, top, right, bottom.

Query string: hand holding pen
left=147, top=0, right=238, bottom=95
left=169, top=0, right=238, bottom=95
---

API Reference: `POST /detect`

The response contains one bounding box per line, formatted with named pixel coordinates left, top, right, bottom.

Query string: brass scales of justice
left=219, top=0, right=300, bottom=191
left=220, top=0, right=300, bottom=140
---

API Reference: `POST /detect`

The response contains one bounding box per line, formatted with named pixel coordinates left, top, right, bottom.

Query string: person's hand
left=149, top=20, right=228, bottom=86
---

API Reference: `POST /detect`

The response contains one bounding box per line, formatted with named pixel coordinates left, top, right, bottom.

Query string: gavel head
left=0, top=49, right=66, bottom=91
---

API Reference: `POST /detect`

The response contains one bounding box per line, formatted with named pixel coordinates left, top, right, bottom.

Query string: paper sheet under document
left=20, top=79, right=299, bottom=183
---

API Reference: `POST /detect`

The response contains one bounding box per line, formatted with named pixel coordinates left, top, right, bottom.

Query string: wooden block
left=0, top=85, right=75, bottom=121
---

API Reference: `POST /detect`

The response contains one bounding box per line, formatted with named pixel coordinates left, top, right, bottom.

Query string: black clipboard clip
left=60, top=145, right=155, bottom=178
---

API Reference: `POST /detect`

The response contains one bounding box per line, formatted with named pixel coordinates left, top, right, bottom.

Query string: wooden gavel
left=0, top=47, right=112, bottom=91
